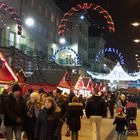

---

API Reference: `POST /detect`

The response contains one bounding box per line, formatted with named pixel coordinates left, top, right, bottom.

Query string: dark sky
left=55, top=0, right=140, bottom=72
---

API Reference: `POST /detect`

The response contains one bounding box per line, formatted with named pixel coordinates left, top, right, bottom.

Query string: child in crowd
left=113, top=108, right=128, bottom=140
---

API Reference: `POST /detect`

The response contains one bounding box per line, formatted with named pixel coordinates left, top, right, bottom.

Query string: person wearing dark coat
left=113, top=108, right=128, bottom=140
left=24, top=92, right=41, bottom=140
left=85, top=91, right=106, bottom=140
left=68, top=90, right=75, bottom=103
left=34, top=97, right=61, bottom=140
left=0, top=89, right=9, bottom=138
left=66, top=96, right=83, bottom=140
left=3, top=84, right=27, bottom=140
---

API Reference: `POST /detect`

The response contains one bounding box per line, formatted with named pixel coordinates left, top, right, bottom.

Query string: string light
left=52, top=46, right=81, bottom=65
left=0, top=2, right=22, bottom=35
left=95, top=48, right=125, bottom=65
left=58, top=2, right=115, bottom=35
left=87, top=63, right=138, bottom=81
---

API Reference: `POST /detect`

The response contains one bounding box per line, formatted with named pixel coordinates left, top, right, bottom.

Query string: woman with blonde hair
left=34, top=97, right=61, bottom=140
left=24, top=92, right=41, bottom=140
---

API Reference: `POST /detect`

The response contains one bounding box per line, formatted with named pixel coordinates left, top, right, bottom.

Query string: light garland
left=52, top=46, right=81, bottom=65
left=58, top=2, right=115, bottom=35
left=95, top=48, right=125, bottom=65
left=0, top=2, right=22, bottom=35
left=87, top=63, right=138, bottom=81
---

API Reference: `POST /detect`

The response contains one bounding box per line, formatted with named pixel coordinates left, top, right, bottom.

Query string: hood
left=55, top=106, right=61, bottom=113
left=69, top=102, right=83, bottom=106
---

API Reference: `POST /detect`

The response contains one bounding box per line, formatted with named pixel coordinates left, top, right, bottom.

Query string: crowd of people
left=0, top=84, right=138, bottom=140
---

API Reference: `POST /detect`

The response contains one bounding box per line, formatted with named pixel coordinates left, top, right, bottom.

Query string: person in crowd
left=34, top=97, right=61, bottom=140
left=85, top=90, right=106, bottom=140
left=24, top=88, right=33, bottom=103
left=66, top=96, right=83, bottom=140
left=57, top=94, right=68, bottom=140
left=40, top=93, right=47, bottom=106
left=108, top=93, right=115, bottom=118
left=3, top=84, right=27, bottom=140
left=117, top=94, right=128, bottom=113
left=24, top=92, right=41, bottom=140
left=0, top=89, right=9, bottom=138
left=39, top=88, right=45, bottom=96
left=113, top=108, right=128, bottom=140
left=79, top=94, right=86, bottom=109
left=101, top=92, right=108, bottom=118
left=68, top=89, right=75, bottom=103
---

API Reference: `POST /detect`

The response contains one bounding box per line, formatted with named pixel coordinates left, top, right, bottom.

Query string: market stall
left=0, top=52, right=18, bottom=93
left=25, top=69, right=71, bottom=93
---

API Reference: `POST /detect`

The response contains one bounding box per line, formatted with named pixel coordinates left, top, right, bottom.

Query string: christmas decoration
left=95, top=48, right=125, bottom=65
left=87, top=63, right=138, bottom=81
left=0, top=2, right=22, bottom=35
left=58, top=3, right=115, bottom=35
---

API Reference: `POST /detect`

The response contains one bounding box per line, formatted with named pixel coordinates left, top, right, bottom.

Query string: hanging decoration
left=58, top=3, right=115, bottom=35
left=95, top=48, right=125, bottom=65
left=52, top=46, right=81, bottom=66
left=0, top=2, right=22, bottom=35
left=87, top=63, right=138, bottom=81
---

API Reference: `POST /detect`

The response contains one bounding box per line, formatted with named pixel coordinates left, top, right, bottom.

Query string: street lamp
left=25, top=17, right=34, bottom=27
left=133, top=39, right=140, bottom=43
left=59, top=37, right=66, bottom=44
left=131, top=22, right=140, bottom=27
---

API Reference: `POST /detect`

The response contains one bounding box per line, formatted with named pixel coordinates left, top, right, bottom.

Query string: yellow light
left=131, top=22, right=140, bottom=27
left=133, top=39, right=140, bottom=43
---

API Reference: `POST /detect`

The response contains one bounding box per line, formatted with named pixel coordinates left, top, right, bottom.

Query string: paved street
left=62, top=110, right=140, bottom=140
left=0, top=110, right=139, bottom=140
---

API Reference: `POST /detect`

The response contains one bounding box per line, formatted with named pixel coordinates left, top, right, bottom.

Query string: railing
left=0, top=38, right=48, bottom=59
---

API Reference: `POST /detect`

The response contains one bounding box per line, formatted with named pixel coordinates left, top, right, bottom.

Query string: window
left=79, top=24, right=82, bottom=32
left=45, top=8, right=48, bottom=18
left=67, top=37, right=72, bottom=45
left=51, top=13, right=54, bottom=23
left=93, top=43, right=96, bottom=48
left=9, top=32, right=15, bottom=46
left=67, top=22, right=73, bottom=30
left=30, top=0, right=34, bottom=8
left=38, top=22, right=41, bottom=33
left=56, top=16, right=59, bottom=26
left=29, top=39, right=34, bottom=48
left=38, top=5, right=42, bottom=14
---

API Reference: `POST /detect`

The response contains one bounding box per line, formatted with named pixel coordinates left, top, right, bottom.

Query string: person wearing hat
left=3, top=84, right=27, bottom=140
left=113, top=107, right=128, bottom=140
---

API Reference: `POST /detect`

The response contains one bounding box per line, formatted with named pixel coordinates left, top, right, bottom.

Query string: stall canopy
left=70, top=74, right=84, bottom=90
left=87, top=63, right=138, bottom=81
left=82, top=77, right=93, bottom=92
left=12, top=68, right=27, bottom=83
left=0, top=52, right=18, bottom=83
left=26, top=70, right=71, bottom=92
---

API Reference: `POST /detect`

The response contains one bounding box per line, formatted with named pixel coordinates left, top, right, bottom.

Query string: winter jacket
left=24, top=101, right=41, bottom=133
left=34, top=107, right=61, bottom=140
left=85, top=95, right=106, bottom=118
left=113, top=113, right=128, bottom=132
left=3, top=94, right=27, bottom=127
left=66, top=102, right=83, bottom=131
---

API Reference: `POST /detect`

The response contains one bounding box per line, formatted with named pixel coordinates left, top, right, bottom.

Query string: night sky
left=55, top=0, right=140, bottom=72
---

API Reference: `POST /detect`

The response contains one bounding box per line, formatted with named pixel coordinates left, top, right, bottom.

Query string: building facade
left=0, top=0, right=63, bottom=60
left=88, top=35, right=106, bottom=72
left=51, top=13, right=90, bottom=67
